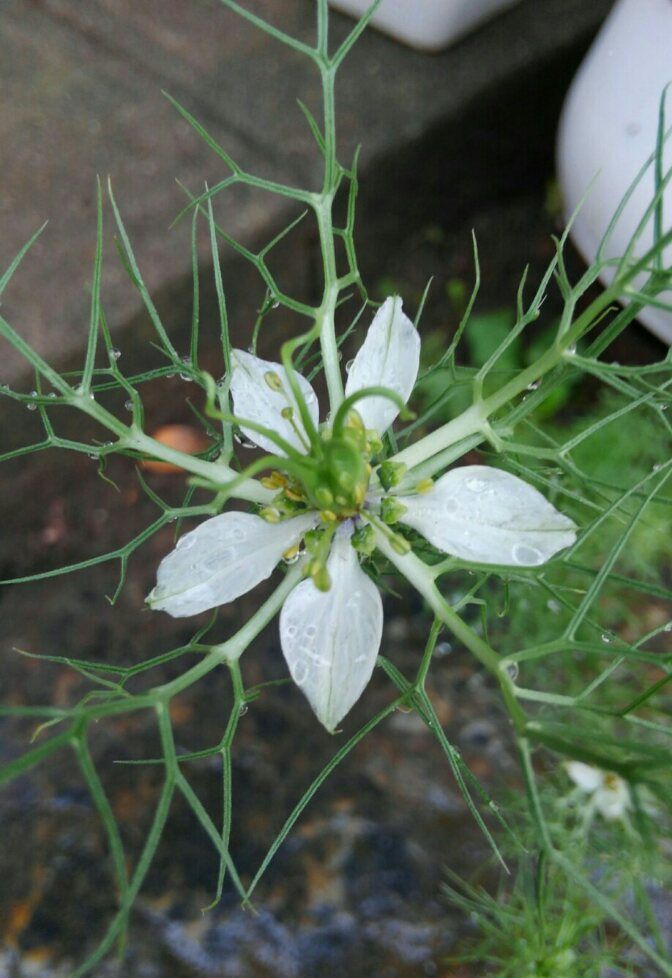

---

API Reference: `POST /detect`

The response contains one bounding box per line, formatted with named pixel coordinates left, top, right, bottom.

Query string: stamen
left=380, top=497, right=408, bottom=525
left=351, top=523, right=376, bottom=555
left=364, top=510, right=411, bottom=555
left=281, top=405, right=311, bottom=452
left=260, top=471, right=287, bottom=490
left=415, top=478, right=434, bottom=494
left=310, top=560, right=331, bottom=592
left=378, top=460, right=407, bottom=490
left=264, top=370, right=284, bottom=392
left=259, top=506, right=282, bottom=523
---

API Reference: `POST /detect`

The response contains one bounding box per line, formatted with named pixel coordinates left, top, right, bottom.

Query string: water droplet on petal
left=345, top=359, right=354, bottom=374
left=465, top=477, right=487, bottom=493
left=512, top=543, right=543, bottom=565
left=290, top=659, right=309, bottom=686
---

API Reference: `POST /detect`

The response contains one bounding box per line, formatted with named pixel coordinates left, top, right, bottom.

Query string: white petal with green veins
left=345, top=296, right=420, bottom=436
left=148, top=511, right=316, bottom=617
left=230, top=348, right=319, bottom=456
left=399, top=465, right=576, bottom=565
left=279, top=527, right=383, bottom=732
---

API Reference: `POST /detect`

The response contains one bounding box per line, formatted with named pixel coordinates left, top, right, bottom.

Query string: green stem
left=314, top=56, right=344, bottom=413
left=374, top=531, right=526, bottom=731
left=127, top=429, right=271, bottom=504
left=315, top=204, right=344, bottom=412
left=389, top=282, right=623, bottom=473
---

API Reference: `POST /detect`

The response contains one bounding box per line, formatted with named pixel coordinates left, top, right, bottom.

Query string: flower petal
left=148, top=511, right=316, bottom=617
left=399, top=465, right=576, bottom=566
left=565, top=761, right=604, bottom=793
left=595, top=780, right=630, bottom=821
left=279, top=527, right=383, bottom=732
left=345, top=296, right=420, bottom=435
left=230, top=349, right=319, bottom=455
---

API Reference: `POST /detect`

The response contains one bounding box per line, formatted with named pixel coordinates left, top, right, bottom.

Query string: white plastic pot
left=328, top=0, right=522, bottom=52
left=557, top=0, right=672, bottom=344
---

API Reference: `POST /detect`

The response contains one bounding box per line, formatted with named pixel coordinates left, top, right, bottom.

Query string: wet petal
left=345, top=296, right=420, bottom=435
left=148, top=511, right=316, bottom=617
left=279, top=527, right=383, bottom=732
left=565, top=761, right=604, bottom=793
left=230, top=349, right=319, bottom=455
left=399, top=465, right=576, bottom=566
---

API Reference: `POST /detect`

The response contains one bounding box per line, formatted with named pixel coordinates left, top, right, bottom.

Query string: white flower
left=148, top=296, right=576, bottom=731
left=565, top=761, right=631, bottom=821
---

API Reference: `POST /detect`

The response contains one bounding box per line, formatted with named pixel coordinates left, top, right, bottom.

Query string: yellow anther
left=415, top=478, right=435, bottom=495
left=264, top=370, right=284, bottom=392
left=345, top=409, right=365, bottom=431
left=353, top=483, right=367, bottom=506
left=310, top=561, right=331, bottom=592
left=260, top=471, right=287, bottom=490
left=282, top=544, right=300, bottom=561
left=284, top=487, right=305, bottom=503
left=320, top=510, right=337, bottom=523
left=259, top=506, right=282, bottom=523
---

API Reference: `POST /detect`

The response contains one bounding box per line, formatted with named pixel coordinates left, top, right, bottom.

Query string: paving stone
left=0, top=0, right=613, bottom=383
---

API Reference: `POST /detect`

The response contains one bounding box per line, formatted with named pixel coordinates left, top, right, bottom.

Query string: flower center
left=309, top=434, right=371, bottom=517
left=259, top=410, right=376, bottom=522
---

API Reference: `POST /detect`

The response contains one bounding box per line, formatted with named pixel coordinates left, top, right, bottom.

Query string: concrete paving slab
left=0, top=0, right=613, bottom=383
